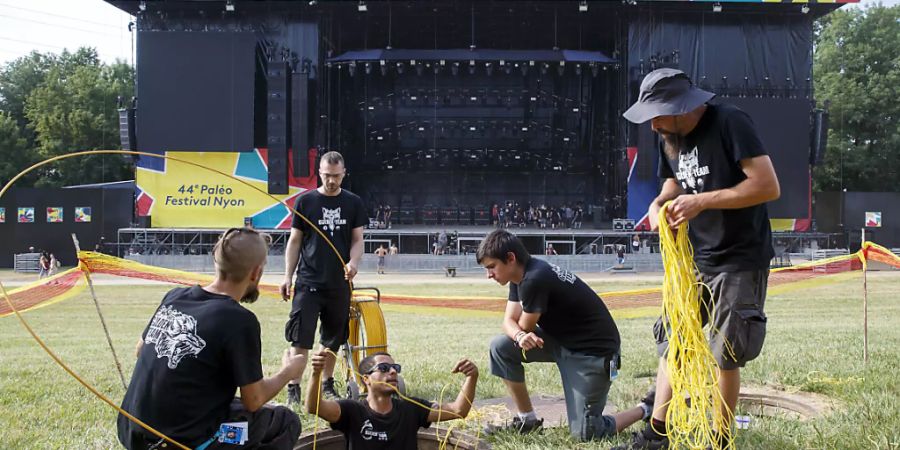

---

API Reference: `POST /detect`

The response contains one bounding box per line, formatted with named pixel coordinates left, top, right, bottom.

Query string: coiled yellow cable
left=657, top=202, right=732, bottom=450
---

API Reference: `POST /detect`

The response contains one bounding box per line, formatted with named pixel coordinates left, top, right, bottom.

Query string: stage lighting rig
left=712, top=2, right=723, bottom=12
left=225, top=0, right=234, bottom=12
left=579, top=1, right=588, bottom=12
left=358, top=1, right=367, bottom=12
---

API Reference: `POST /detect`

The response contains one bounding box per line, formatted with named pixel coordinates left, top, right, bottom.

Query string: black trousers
left=139, top=399, right=300, bottom=450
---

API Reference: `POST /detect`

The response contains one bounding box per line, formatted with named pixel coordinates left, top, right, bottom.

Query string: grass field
left=1, top=272, right=899, bottom=449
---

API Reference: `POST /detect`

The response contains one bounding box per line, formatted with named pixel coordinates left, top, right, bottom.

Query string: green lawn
left=1, top=273, right=898, bottom=449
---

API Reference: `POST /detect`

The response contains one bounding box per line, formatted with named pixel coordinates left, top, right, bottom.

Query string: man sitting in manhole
left=305, top=351, right=479, bottom=449
left=477, top=229, right=652, bottom=440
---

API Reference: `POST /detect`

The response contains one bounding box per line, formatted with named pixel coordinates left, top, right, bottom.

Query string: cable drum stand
left=342, top=286, right=406, bottom=400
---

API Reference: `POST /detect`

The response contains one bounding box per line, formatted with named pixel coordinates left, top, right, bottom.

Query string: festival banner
left=47, top=207, right=63, bottom=223
left=75, top=207, right=92, bottom=223
left=135, top=149, right=317, bottom=229
left=865, top=212, right=882, bottom=228
left=18, top=207, right=34, bottom=223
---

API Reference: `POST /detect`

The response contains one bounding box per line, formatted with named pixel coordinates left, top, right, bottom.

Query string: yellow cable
left=657, top=202, right=733, bottom=450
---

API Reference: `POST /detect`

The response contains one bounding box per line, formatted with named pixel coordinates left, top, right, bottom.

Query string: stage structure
left=106, top=0, right=852, bottom=238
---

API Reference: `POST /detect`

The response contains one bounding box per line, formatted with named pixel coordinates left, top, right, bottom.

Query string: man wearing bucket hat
left=616, top=68, right=780, bottom=450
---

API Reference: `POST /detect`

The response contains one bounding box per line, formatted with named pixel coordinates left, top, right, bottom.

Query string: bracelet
left=514, top=331, right=527, bottom=346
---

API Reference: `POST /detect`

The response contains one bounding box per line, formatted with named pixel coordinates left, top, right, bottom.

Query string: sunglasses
left=367, top=362, right=402, bottom=375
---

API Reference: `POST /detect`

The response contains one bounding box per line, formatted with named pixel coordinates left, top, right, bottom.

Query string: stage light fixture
left=225, top=0, right=235, bottom=12
left=485, top=62, right=493, bottom=76
left=396, top=62, right=404, bottom=74
left=520, top=63, right=528, bottom=76
left=575, top=64, right=582, bottom=76
left=557, top=61, right=565, bottom=76
left=469, top=60, right=477, bottom=75
left=712, top=2, right=722, bottom=12
left=139, top=1, right=147, bottom=11
left=365, top=62, right=372, bottom=75
left=348, top=62, right=356, bottom=77
left=451, top=62, right=459, bottom=76
left=591, top=63, right=600, bottom=77
left=358, top=1, right=367, bottom=12
left=415, top=63, right=424, bottom=76
left=380, top=60, right=388, bottom=76
left=579, top=1, right=588, bottom=12
left=801, top=4, right=810, bottom=13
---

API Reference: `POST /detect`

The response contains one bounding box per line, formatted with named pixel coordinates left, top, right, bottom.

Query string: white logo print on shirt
left=550, top=264, right=576, bottom=284
left=674, top=147, right=710, bottom=193
left=360, top=419, right=388, bottom=441
left=319, top=207, right=347, bottom=235
left=145, top=305, right=206, bottom=369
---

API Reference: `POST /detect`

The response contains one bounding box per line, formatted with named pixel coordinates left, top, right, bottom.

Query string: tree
left=813, top=4, right=900, bottom=192
left=19, top=48, right=134, bottom=187
left=0, top=113, right=35, bottom=187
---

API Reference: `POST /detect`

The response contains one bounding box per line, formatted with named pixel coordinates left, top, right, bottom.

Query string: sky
left=0, top=0, right=898, bottom=68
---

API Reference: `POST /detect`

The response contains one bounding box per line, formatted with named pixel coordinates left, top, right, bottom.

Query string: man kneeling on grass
left=478, top=229, right=652, bottom=441
left=306, top=351, right=478, bottom=449
left=118, top=227, right=303, bottom=450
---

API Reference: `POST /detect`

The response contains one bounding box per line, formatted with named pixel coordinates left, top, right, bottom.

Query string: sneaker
left=611, top=429, right=669, bottom=450
left=322, top=377, right=341, bottom=400
left=483, top=416, right=544, bottom=436
left=287, top=383, right=301, bottom=407
left=640, top=388, right=656, bottom=422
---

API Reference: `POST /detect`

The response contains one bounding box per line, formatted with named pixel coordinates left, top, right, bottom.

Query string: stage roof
left=105, top=0, right=857, bottom=16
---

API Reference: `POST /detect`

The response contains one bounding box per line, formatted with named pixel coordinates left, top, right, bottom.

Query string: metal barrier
left=13, top=253, right=42, bottom=273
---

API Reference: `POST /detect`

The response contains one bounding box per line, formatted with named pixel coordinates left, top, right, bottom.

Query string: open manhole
left=295, top=428, right=490, bottom=450
left=472, top=386, right=837, bottom=431
left=737, top=386, right=837, bottom=421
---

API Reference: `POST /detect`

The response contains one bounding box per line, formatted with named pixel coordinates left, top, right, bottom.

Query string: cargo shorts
left=654, top=269, right=768, bottom=370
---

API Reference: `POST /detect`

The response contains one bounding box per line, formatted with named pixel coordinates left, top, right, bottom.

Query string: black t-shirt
left=330, top=397, right=432, bottom=450
left=291, top=189, right=367, bottom=288
left=657, top=103, right=775, bottom=272
left=117, top=286, right=263, bottom=449
left=509, top=258, right=620, bottom=357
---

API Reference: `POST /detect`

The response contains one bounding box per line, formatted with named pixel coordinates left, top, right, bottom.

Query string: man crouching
left=118, top=227, right=304, bottom=449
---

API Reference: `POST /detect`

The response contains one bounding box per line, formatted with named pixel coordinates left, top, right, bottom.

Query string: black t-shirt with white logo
left=657, top=103, right=775, bottom=272
left=117, top=286, right=263, bottom=449
left=330, top=397, right=432, bottom=450
left=509, top=258, right=620, bottom=358
left=291, top=189, right=367, bottom=288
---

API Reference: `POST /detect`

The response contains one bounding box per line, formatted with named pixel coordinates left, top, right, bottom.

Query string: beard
left=240, top=284, right=260, bottom=304
left=659, top=132, right=685, bottom=161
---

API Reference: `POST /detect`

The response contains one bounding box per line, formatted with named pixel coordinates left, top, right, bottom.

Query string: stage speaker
left=118, top=104, right=136, bottom=151
left=810, top=108, right=829, bottom=166
left=267, top=61, right=291, bottom=194
left=292, top=72, right=310, bottom=177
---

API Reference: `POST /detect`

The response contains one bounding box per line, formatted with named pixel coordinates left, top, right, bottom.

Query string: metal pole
left=861, top=228, right=868, bottom=364
left=72, top=234, right=128, bottom=389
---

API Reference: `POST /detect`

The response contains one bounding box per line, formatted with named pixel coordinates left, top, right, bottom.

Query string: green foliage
left=0, top=48, right=134, bottom=187
left=813, top=4, right=900, bottom=192
left=0, top=113, right=37, bottom=187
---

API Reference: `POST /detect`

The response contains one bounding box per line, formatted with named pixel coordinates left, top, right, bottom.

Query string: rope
left=0, top=149, right=355, bottom=449
left=657, top=202, right=733, bottom=450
